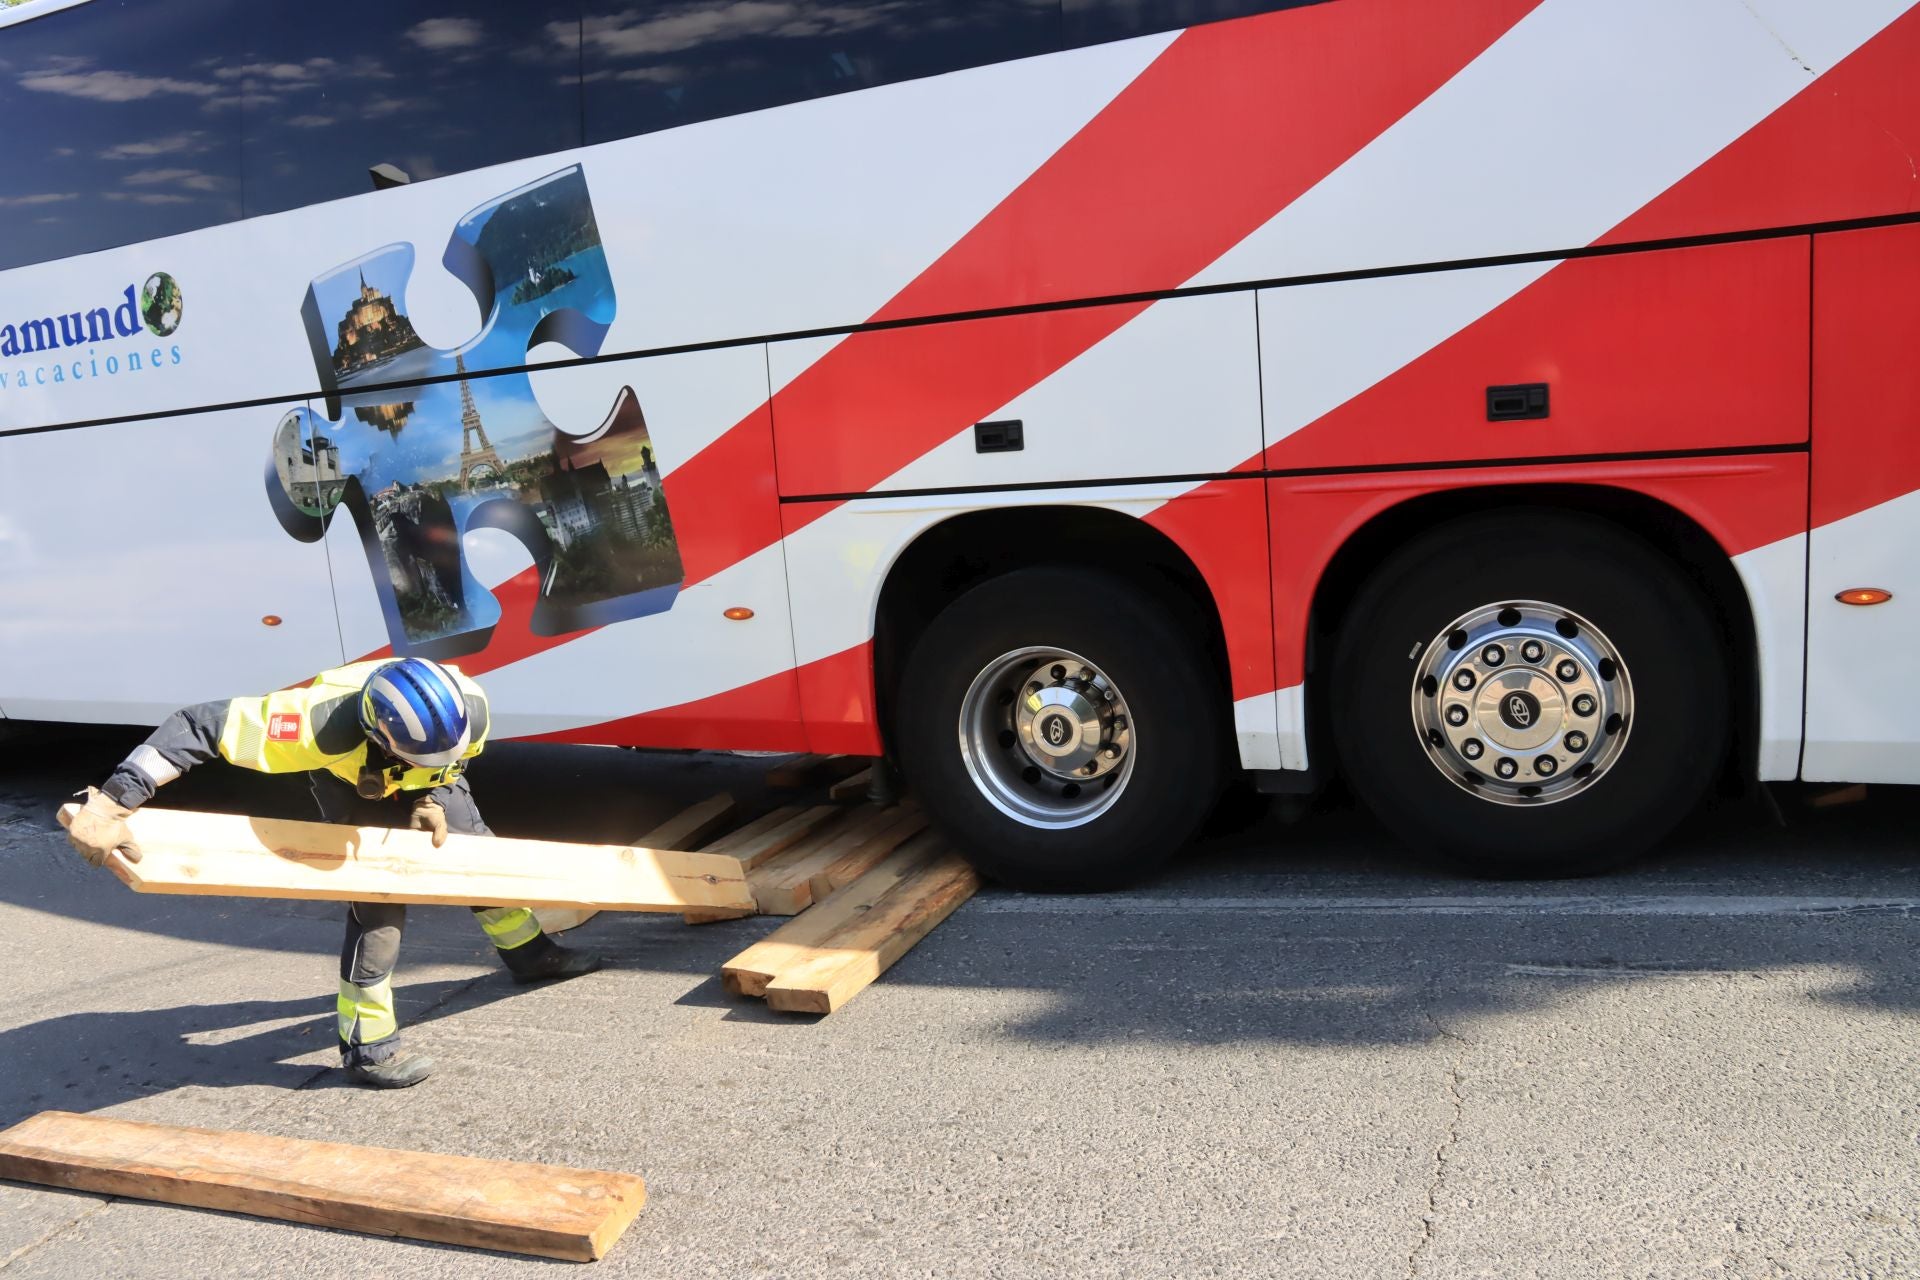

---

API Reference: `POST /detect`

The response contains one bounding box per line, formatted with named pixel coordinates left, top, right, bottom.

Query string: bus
left=4, top=0, right=1919, bottom=890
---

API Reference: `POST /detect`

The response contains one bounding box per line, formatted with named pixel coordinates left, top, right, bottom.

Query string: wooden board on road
left=0, top=1111, right=645, bottom=1262
left=56, top=803, right=755, bottom=913
left=721, top=838, right=945, bottom=997
left=721, top=837, right=977, bottom=1012
left=762, top=850, right=980, bottom=1014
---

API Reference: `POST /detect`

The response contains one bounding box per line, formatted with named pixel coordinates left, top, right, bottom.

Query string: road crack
left=0, top=1200, right=112, bottom=1272
left=1407, top=1011, right=1474, bottom=1279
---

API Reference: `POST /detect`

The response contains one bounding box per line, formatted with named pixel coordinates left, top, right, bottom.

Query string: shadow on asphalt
left=4, top=723, right=1918, bottom=1101
left=0, top=978, right=531, bottom=1128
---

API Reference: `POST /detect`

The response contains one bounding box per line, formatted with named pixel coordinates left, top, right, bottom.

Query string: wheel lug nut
left=1572, top=694, right=1596, bottom=717
left=1445, top=705, right=1469, bottom=727
left=1461, top=738, right=1484, bottom=760
left=1495, top=757, right=1518, bottom=780
left=1564, top=731, right=1588, bottom=753
left=1452, top=669, right=1476, bottom=691
left=1555, top=659, right=1580, bottom=682
left=1481, top=644, right=1505, bottom=666
left=1050, top=665, right=1066, bottom=681
left=1521, top=640, right=1545, bottom=663
left=1102, top=746, right=1120, bottom=759
left=1535, top=755, right=1558, bottom=776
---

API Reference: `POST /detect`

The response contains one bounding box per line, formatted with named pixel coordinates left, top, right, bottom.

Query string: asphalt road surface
left=1, top=729, right=1916, bottom=1278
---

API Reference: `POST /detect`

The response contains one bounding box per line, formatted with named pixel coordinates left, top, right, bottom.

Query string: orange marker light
left=1835, top=588, right=1892, bottom=607
left=261, top=615, right=283, bottom=627
left=723, top=607, right=755, bottom=621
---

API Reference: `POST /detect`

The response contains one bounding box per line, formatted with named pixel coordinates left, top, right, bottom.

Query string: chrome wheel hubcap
left=959, top=646, right=1134, bottom=828
left=1410, top=601, right=1632, bottom=806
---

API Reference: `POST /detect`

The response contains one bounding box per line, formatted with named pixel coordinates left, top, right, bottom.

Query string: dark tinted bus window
left=239, top=3, right=585, bottom=217
left=581, top=1, right=1060, bottom=146
left=0, top=0, right=244, bottom=271
left=1063, top=0, right=1331, bottom=45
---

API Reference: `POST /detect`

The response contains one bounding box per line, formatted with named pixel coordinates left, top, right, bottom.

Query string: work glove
left=67, top=786, right=141, bottom=868
left=410, top=797, right=449, bottom=849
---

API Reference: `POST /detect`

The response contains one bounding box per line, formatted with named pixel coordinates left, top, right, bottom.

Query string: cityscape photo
left=270, top=165, right=681, bottom=656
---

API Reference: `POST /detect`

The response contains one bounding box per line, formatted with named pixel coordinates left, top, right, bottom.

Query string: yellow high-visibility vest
left=215, top=661, right=489, bottom=797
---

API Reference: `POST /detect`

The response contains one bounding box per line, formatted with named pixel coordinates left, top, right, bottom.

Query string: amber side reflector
left=723, top=607, right=755, bottom=621
left=261, top=615, right=283, bottom=627
left=1836, top=588, right=1892, bottom=606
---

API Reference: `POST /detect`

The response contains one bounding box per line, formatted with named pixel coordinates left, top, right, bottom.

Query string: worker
left=62, top=657, right=601, bottom=1090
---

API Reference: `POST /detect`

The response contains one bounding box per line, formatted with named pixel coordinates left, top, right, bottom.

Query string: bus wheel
left=894, top=566, right=1225, bottom=891
left=1330, top=511, right=1726, bottom=878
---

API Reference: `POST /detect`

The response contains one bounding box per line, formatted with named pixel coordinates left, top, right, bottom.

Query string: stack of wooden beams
left=554, top=753, right=980, bottom=1014
left=59, top=752, right=979, bottom=1018
left=721, top=841, right=980, bottom=1014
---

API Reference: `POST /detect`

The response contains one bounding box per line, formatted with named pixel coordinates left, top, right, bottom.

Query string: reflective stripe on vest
left=474, top=906, right=541, bottom=951
left=337, top=976, right=398, bottom=1045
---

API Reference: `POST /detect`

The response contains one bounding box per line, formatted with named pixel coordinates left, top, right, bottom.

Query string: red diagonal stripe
left=667, top=0, right=1540, bottom=581
left=1254, top=4, right=1920, bottom=545
left=1600, top=5, right=1920, bottom=248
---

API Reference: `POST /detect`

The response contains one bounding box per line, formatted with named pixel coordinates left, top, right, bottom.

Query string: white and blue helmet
left=359, top=658, right=471, bottom=768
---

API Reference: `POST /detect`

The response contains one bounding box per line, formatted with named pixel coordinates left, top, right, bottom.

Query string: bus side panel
left=767, top=295, right=1261, bottom=499
left=772, top=294, right=1274, bottom=765
left=0, top=406, right=345, bottom=724
left=1803, top=222, right=1920, bottom=782
left=1268, top=457, right=1809, bottom=778
left=1256, top=239, right=1811, bottom=472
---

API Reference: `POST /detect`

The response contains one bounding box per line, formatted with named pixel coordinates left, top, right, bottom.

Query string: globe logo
left=140, top=272, right=183, bottom=337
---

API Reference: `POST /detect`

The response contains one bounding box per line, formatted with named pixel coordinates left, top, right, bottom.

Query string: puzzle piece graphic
left=265, top=165, right=683, bottom=659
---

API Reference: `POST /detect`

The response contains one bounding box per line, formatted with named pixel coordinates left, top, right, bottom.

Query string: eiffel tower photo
left=455, top=352, right=505, bottom=491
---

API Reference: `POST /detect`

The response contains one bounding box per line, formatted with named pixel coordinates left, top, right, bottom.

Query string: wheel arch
left=871, top=503, right=1234, bottom=758
left=1304, top=482, right=1764, bottom=788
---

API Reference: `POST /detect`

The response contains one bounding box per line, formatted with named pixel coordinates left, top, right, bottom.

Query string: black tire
left=894, top=566, right=1226, bottom=891
left=1330, top=510, right=1726, bottom=877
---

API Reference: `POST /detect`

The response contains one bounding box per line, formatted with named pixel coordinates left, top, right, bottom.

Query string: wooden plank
left=827, top=767, right=874, bottom=803
left=720, top=838, right=944, bottom=998
left=636, top=792, right=742, bottom=852
left=700, top=804, right=842, bottom=872
left=764, top=754, right=868, bottom=789
left=536, top=793, right=740, bottom=934
left=680, top=805, right=843, bottom=923
left=751, top=805, right=929, bottom=917
left=0, top=1111, right=644, bottom=1262
left=697, top=805, right=801, bottom=856
left=763, top=850, right=980, bottom=1015
left=809, top=806, right=928, bottom=902
left=56, top=804, right=753, bottom=913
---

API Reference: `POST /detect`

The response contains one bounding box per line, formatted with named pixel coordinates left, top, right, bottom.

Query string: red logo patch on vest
left=267, top=713, right=302, bottom=742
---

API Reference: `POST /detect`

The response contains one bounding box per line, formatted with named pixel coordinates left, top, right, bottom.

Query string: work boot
left=500, top=935, right=604, bottom=985
left=342, top=1041, right=436, bottom=1090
